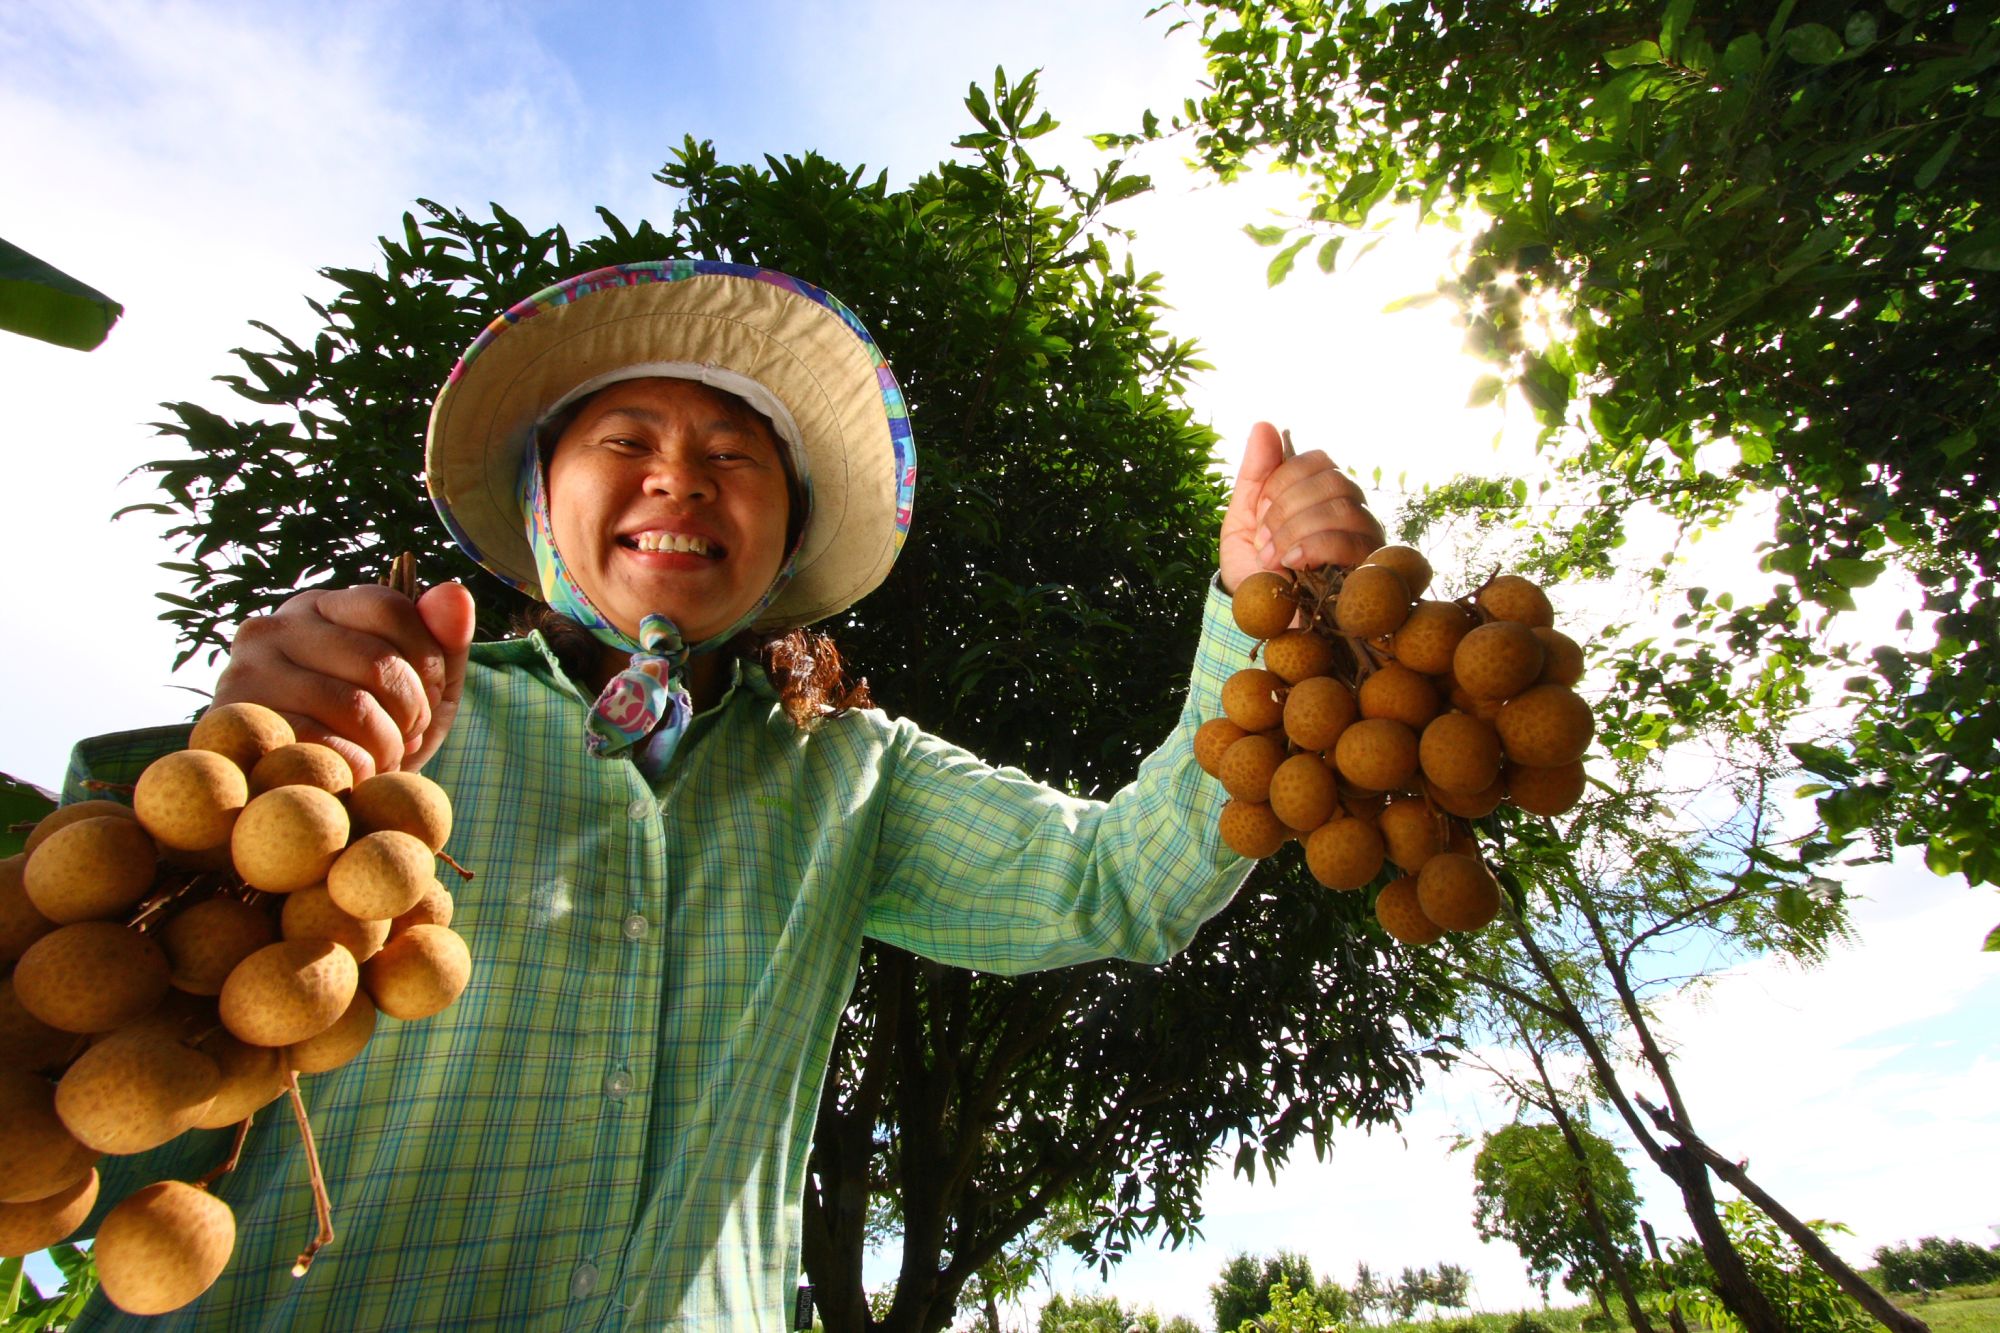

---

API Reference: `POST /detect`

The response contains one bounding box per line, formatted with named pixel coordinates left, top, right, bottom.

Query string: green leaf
left=1316, top=235, right=1343, bottom=273
left=1940, top=430, right=1976, bottom=460
left=1381, top=290, right=1443, bottom=313
left=1605, top=40, right=1661, bottom=68
left=1660, top=0, right=1695, bottom=59
left=1722, top=33, right=1765, bottom=76
left=1467, top=375, right=1505, bottom=408
left=1915, top=131, right=1961, bottom=190
left=0, top=237, right=124, bottom=351
left=1265, top=234, right=1313, bottom=287
left=1782, top=23, right=1843, bottom=65
left=1103, top=173, right=1152, bottom=204
left=1949, top=229, right=2000, bottom=271
left=1986, top=923, right=2000, bottom=953
left=1822, top=557, right=1884, bottom=589
left=1243, top=223, right=1289, bottom=247
left=1843, top=12, right=1879, bottom=47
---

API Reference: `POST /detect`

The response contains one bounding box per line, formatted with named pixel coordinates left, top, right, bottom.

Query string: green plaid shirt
left=64, top=583, right=1254, bottom=1331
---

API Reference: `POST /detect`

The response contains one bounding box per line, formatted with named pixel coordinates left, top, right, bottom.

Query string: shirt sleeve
left=863, top=577, right=1262, bottom=975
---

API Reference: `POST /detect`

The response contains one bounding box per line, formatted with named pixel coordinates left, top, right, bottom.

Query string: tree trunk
left=1662, top=1145, right=1789, bottom=1333
left=1643, top=1221, right=1693, bottom=1333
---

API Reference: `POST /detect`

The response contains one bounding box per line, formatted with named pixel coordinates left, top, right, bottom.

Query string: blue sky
left=3, top=3, right=1996, bottom=1327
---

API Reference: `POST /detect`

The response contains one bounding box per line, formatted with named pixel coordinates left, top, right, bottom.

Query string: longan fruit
left=134, top=749, right=248, bottom=853
left=0, top=855, right=55, bottom=966
left=1263, top=629, right=1337, bottom=684
left=249, top=741, right=354, bottom=797
left=1232, top=570, right=1298, bottom=639
left=1496, top=685, right=1595, bottom=768
left=0, top=1169, right=97, bottom=1258
left=327, top=830, right=436, bottom=921
left=219, top=938, right=359, bottom=1048
left=1533, top=627, right=1585, bottom=687
left=392, top=882, right=454, bottom=935
left=283, top=884, right=391, bottom=963
left=1425, top=774, right=1506, bottom=820
left=1508, top=761, right=1589, bottom=816
left=1358, top=662, right=1441, bottom=730
left=1392, top=600, right=1476, bottom=676
left=190, top=1031, right=287, bottom=1130
left=1419, top=712, right=1504, bottom=795
left=189, top=701, right=294, bottom=774
left=350, top=771, right=454, bottom=852
left=1332, top=718, right=1419, bottom=793
left=0, top=1068, right=98, bottom=1205
left=232, top=785, right=349, bottom=893
left=1374, top=876, right=1445, bottom=945
left=24, top=817, right=158, bottom=924
left=94, top=1181, right=236, bottom=1315
left=1334, top=565, right=1413, bottom=638
left=1284, top=676, right=1357, bottom=751
left=1476, top=574, right=1555, bottom=628
left=1416, top=853, right=1503, bottom=931
left=289, top=990, right=377, bottom=1074
left=1217, top=735, right=1287, bottom=804
left=22, top=800, right=137, bottom=858
left=1221, top=669, right=1288, bottom=733
left=13, top=922, right=171, bottom=1034
left=1218, top=800, right=1289, bottom=860
left=1305, top=817, right=1385, bottom=890
left=1453, top=621, right=1546, bottom=700
left=1194, top=718, right=1249, bottom=777
left=1378, top=797, right=1447, bottom=874
left=362, top=925, right=471, bottom=1020
left=1268, top=753, right=1338, bottom=832
left=1363, top=544, right=1433, bottom=597
left=0, top=977, right=82, bottom=1073
left=160, top=897, right=278, bottom=996
left=54, top=1028, right=220, bottom=1155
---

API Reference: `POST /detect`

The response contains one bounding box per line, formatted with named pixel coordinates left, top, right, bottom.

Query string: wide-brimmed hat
left=426, top=260, right=916, bottom=630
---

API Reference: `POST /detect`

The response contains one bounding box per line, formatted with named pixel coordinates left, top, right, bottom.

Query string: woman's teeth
left=630, top=532, right=715, bottom=555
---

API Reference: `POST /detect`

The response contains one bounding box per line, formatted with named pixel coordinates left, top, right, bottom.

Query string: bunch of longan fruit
left=1199, top=546, right=1593, bottom=945
left=0, top=702, right=470, bottom=1315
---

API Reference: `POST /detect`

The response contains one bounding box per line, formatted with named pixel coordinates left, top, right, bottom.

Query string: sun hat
left=426, top=260, right=917, bottom=632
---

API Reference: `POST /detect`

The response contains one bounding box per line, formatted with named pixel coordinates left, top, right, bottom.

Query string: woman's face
left=545, top=377, right=794, bottom=644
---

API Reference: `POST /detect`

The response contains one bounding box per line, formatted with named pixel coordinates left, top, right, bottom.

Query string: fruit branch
left=285, top=1073, right=336, bottom=1276
left=195, top=1115, right=257, bottom=1191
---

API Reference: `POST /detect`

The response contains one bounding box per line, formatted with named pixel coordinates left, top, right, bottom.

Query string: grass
left=1356, top=1282, right=2000, bottom=1333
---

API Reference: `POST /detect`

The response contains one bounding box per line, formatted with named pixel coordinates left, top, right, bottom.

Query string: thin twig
left=195, top=1115, right=256, bottom=1190
left=285, top=1073, right=336, bottom=1276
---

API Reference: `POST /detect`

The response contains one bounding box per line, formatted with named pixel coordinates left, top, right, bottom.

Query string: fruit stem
left=437, top=850, right=475, bottom=882
left=124, top=870, right=222, bottom=934
left=81, top=779, right=138, bottom=796
left=195, top=1114, right=256, bottom=1190
left=284, top=1072, right=336, bottom=1277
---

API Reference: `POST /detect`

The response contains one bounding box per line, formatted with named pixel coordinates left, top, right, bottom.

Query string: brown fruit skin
left=1220, top=669, right=1288, bottom=733
left=220, top=938, right=360, bottom=1047
left=190, top=1032, right=287, bottom=1129
left=1305, top=817, right=1387, bottom=890
left=1363, top=544, right=1433, bottom=597
left=13, top=922, right=171, bottom=1034
left=1496, top=685, right=1595, bottom=768
left=231, top=785, right=350, bottom=894
left=1232, top=570, right=1298, bottom=639
left=1283, top=676, right=1357, bottom=751
left=1193, top=718, right=1249, bottom=777
left=0, top=977, right=83, bottom=1072
left=22, top=800, right=137, bottom=858
left=1332, top=718, right=1420, bottom=793
left=94, top=1181, right=236, bottom=1315
left=290, top=990, right=378, bottom=1073
left=1477, top=574, right=1555, bottom=628
left=161, top=897, right=278, bottom=996
left=1391, top=600, right=1476, bottom=676
left=1374, top=876, right=1445, bottom=945
left=189, top=701, right=295, bottom=773
left=1358, top=662, right=1441, bottom=730
left=1218, top=801, right=1289, bottom=860
left=55, top=1028, right=220, bottom=1155
left=1268, top=754, right=1339, bottom=833
left=284, top=885, right=392, bottom=963
left=0, top=1068, right=99, bottom=1205
left=248, top=741, right=354, bottom=797
left=1533, top=627, right=1586, bottom=687
left=328, top=830, right=436, bottom=921
left=1334, top=565, right=1413, bottom=638
left=134, top=750, right=248, bottom=853
left=1419, top=712, right=1505, bottom=796
left=392, top=882, right=455, bottom=935
left=1453, top=621, right=1547, bottom=700
left=1217, top=735, right=1287, bottom=804
left=1378, top=797, right=1447, bottom=874
left=0, top=1168, right=98, bottom=1258
left=1262, top=629, right=1337, bottom=684
left=1425, top=774, right=1506, bottom=820
left=363, top=925, right=472, bottom=1020
left=1508, top=761, right=1589, bottom=816
left=0, top=854, right=55, bottom=966
left=349, top=772, right=454, bottom=852
left=23, top=817, right=158, bottom=924
left=1416, top=853, right=1503, bottom=931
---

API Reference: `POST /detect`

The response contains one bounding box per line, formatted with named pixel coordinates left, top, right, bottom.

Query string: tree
left=1345, top=1262, right=1384, bottom=1325
left=1143, top=0, right=2000, bottom=947
left=1651, top=1201, right=1875, bottom=1333
left=1241, top=1276, right=1345, bottom=1333
left=1472, top=1122, right=1644, bottom=1312
left=1210, top=1252, right=1347, bottom=1333
left=1872, top=1236, right=2000, bottom=1293
left=130, top=73, right=1466, bottom=1333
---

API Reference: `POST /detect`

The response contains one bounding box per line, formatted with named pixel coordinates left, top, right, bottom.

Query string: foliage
left=1872, top=1236, right=2000, bottom=1293
left=1648, top=1200, right=1872, bottom=1333
left=1383, top=1264, right=1471, bottom=1320
left=1151, top=0, right=2000, bottom=942
left=1036, top=1290, right=1159, bottom=1333
left=1472, top=1122, right=1644, bottom=1305
left=0, top=237, right=122, bottom=351
left=1240, top=1276, right=1348, bottom=1333
left=0, top=1246, right=98, bottom=1332
left=127, top=70, right=1465, bottom=1333
left=1213, top=1252, right=1348, bottom=1331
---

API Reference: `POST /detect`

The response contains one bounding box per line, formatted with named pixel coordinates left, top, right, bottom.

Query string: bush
left=1872, top=1237, right=2000, bottom=1293
left=1506, top=1316, right=1558, bottom=1333
left=1578, top=1314, right=1618, bottom=1331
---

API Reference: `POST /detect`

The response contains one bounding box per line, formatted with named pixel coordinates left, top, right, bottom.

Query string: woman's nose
left=640, top=445, right=713, bottom=500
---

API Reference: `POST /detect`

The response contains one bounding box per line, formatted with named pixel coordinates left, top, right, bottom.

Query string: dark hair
left=511, top=605, right=872, bottom=730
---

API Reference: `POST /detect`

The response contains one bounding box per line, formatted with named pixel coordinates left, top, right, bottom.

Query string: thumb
left=1232, top=421, right=1287, bottom=498
left=406, top=583, right=475, bottom=774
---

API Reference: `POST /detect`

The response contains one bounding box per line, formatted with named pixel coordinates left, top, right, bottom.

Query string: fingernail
left=1283, top=545, right=1304, bottom=566
left=1258, top=538, right=1276, bottom=564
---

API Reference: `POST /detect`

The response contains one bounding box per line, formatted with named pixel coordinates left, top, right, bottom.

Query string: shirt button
left=626, top=797, right=655, bottom=821
left=604, top=1069, right=633, bottom=1101
left=622, top=913, right=649, bottom=940
left=570, top=1261, right=600, bottom=1300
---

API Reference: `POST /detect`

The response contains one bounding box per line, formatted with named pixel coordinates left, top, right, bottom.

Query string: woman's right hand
left=212, top=583, right=478, bottom=781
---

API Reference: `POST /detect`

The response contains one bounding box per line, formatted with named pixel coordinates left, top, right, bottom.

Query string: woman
left=64, top=261, right=1383, bottom=1329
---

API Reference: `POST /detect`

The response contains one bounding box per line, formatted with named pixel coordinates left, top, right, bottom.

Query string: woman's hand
left=1219, top=421, right=1386, bottom=595
left=212, top=583, right=478, bottom=781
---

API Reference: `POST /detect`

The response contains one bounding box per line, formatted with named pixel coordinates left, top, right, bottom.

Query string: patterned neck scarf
left=520, top=443, right=803, bottom=781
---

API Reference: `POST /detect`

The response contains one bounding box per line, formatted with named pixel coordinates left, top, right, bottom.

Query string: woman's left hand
left=1218, top=421, right=1387, bottom=595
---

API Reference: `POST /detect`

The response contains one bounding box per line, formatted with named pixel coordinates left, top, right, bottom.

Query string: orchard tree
left=1471, top=1122, right=1644, bottom=1315
left=1209, top=1251, right=1347, bottom=1332
left=127, top=74, right=1464, bottom=1333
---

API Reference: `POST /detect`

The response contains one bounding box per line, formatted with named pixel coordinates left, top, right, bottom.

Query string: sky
left=2, top=2, right=1995, bottom=1328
